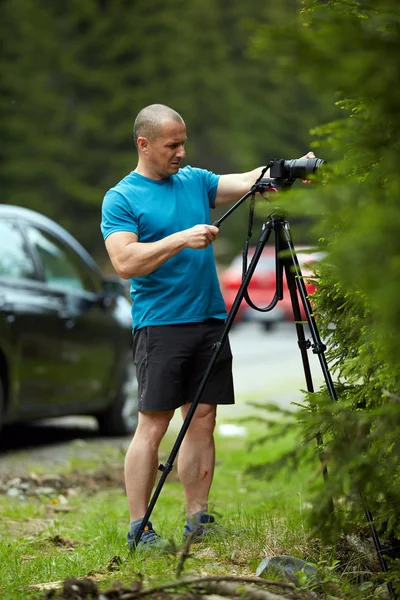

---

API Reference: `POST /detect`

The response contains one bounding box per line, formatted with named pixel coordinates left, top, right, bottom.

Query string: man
left=101, top=103, right=314, bottom=549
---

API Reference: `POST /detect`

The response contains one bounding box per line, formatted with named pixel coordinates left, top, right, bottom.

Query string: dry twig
left=138, top=575, right=296, bottom=597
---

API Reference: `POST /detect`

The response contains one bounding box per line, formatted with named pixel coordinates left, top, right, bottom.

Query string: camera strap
left=241, top=162, right=273, bottom=275
left=242, top=193, right=256, bottom=277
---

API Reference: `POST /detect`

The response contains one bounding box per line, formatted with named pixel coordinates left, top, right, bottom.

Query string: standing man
left=101, top=103, right=313, bottom=549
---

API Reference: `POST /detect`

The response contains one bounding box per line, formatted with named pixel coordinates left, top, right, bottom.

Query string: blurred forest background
left=0, top=0, right=337, bottom=266
left=1, top=0, right=400, bottom=585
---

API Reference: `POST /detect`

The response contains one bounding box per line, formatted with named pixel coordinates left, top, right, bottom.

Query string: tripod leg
left=133, top=223, right=275, bottom=547
left=283, top=249, right=329, bottom=483
left=280, top=225, right=337, bottom=399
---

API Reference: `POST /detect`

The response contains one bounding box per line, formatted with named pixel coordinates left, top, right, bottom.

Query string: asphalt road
left=227, top=320, right=325, bottom=414
left=0, top=321, right=327, bottom=464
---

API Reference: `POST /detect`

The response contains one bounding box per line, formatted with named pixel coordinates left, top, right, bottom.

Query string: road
left=228, top=321, right=325, bottom=413
left=0, top=321, right=327, bottom=465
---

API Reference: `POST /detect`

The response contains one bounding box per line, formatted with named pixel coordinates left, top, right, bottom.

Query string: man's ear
left=137, top=136, right=149, bottom=153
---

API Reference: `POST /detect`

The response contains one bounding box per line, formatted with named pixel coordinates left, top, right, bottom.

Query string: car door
left=0, top=218, right=66, bottom=420
left=24, top=224, right=119, bottom=409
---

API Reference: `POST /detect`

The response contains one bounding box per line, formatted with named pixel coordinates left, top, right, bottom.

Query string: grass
left=0, top=419, right=382, bottom=599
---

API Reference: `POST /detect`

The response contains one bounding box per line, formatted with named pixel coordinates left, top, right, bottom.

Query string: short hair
left=133, top=104, right=184, bottom=149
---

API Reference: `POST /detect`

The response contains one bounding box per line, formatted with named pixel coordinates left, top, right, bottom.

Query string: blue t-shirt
left=101, top=166, right=227, bottom=331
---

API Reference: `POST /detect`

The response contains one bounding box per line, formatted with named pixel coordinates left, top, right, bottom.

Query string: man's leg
left=125, top=409, right=174, bottom=520
left=177, top=403, right=217, bottom=516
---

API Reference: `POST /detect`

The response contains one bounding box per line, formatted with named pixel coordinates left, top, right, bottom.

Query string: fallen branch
left=137, top=575, right=296, bottom=597
left=35, top=574, right=308, bottom=600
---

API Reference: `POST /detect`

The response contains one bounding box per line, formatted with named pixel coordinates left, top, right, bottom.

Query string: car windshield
left=0, top=220, right=37, bottom=280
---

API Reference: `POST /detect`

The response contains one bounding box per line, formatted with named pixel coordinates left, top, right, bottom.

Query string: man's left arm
left=214, top=152, right=315, bottom=207
left=215, top=167, right=267, bottom=207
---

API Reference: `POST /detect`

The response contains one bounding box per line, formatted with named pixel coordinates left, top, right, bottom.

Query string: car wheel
left=96, top=355, right=138, bottom=436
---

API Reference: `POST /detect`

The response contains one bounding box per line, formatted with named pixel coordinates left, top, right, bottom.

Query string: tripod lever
left=298, top=339, right=311, bottom=350
left=158, top=462, right=173, bottom=474
left=312, top=341, right=327, bottom=354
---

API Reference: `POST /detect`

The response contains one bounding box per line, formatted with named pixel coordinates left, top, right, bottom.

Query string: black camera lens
left=283, top=158, right=325, bottom=179
left=270, top=158, right=326, bottom=180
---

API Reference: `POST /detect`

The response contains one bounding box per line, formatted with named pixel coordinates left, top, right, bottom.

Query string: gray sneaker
left=183, top=511, right=222, bottom=542
left=128, top=520, right=168, bottom=551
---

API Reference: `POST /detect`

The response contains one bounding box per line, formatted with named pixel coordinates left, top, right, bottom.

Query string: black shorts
left=132, top=320, right=235, bottom=411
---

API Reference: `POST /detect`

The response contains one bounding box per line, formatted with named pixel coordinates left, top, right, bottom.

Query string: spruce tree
left=249, top=0, right=400, bottom=590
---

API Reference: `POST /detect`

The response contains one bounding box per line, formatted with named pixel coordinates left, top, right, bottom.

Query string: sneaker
left=127, top=520, right=168, bottom=551
left=183, top=511, right=221, bottom=542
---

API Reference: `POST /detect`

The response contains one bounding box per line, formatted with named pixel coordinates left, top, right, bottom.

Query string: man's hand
left=182, top=224, right=219, bottom=249
left=301, top=151, right=316, bottom=184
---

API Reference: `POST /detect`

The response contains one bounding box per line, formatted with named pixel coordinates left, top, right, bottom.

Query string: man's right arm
left=105, top=225, right=219, bottom=279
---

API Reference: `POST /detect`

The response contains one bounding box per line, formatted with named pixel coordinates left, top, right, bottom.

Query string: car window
left=0, top=220, right=37, bottom=280
left=25, top=226, right=97, bottom=293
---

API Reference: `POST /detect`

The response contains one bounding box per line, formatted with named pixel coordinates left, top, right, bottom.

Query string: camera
left=270, top=157, right=325, bottom=180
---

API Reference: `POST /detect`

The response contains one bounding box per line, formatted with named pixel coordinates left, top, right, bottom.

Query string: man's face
left=142, top=119, right=187, bottom=180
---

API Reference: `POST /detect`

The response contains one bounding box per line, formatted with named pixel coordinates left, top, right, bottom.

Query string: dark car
left=0, top=205, right=138, bottom=436
left=219, top=246, right=323, bottom=330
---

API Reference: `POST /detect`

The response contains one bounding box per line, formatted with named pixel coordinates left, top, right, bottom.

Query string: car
left=219, top=245, right=323, bottom=331
left=0, top=205, right=138, bottom=437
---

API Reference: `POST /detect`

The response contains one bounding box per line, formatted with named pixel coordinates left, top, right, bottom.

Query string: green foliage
left=246, top=0, right=400, bottom=590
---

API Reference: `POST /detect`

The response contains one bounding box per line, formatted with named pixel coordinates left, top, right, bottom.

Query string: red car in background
left=219, top=246, right=323, bottom=331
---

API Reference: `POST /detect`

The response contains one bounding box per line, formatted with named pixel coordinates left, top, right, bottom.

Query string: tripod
left=133, top=177, right=397, bottom=600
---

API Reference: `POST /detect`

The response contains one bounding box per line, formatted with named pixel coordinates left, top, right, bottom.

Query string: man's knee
left=136, top=410, right=174, bottom=445
left=183, top=404, right=216, bottom=434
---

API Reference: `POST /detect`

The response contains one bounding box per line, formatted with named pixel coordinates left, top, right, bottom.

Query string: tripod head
left=213, top=156, right=325, bottom=229
left=256, top=177, right=295, bottom=195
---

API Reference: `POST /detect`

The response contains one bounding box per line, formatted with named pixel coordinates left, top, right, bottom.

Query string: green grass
left=0, top=421, right=377, bottom=599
